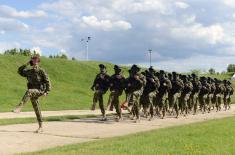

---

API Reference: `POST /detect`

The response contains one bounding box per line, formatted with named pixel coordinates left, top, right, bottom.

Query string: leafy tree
left=190, top=69, right=201, bottom=75
left=208, top=68, right=216, bottom=74
left=227, top=64, right=235, bottom=72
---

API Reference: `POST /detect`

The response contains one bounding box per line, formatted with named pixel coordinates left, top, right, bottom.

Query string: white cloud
left=0, top=5, right=47, bottom=18
left=0, top=17, right=29, bottom=32
left=175, top=2, right=189, bottom=9
left=31, top=47, right=42, bottom=55
left=0, top=42, right=20, bottom=53
left=224, top=0, right=235, bottom=8
left=81, top=16, right=131, bottom=31
left=0, top=30, right=5, bottom=35
left=170, top=24, right=224, bottom=44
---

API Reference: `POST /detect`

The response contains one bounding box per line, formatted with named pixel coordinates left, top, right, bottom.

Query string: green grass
left=0, top=55, right=128, bottom=112
left=0, top=114, right=96, bottom=126
left=0, top=54, right=234, bottom=112
left=23, top=116, right=235, bottom=155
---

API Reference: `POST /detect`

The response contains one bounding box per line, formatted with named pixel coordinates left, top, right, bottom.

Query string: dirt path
left=0, top=106, right=235, bottom=155
left=0, top=110, right=116, bottom=119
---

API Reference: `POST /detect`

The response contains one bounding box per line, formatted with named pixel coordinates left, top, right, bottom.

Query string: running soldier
left=91, top=64, right=110, bottom=121
left=189, top=73, right=202, bottom=115
left=157, top=70, right=172, bottom=119
left=168, top=72, right=184, bottom=118
left=108, top=65, right=126, bottom=121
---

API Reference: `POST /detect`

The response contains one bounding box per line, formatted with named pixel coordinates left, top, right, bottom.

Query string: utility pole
left=148, top=49, right=152, bottom=67
left=81, top=36, right=91, bottom=61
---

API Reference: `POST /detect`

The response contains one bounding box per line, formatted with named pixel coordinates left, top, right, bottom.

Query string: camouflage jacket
left=199, top=82, right=210, bottom=95
left=214, top=83, right=225, bottom=95
left=92, top=73, right=110, bottom=93
left=125, top=73, right=144, bottom=93
left=109, top=73, right=126, bottom=92
left=158, top=77, right=172, bottom=96
left=143, top=74, right=160, bottom=95
left=182, top=81, right=193, bottom=95
left=170, top=78, right=184, bottom=94
left=191, top=79, right=202, bottom=94
left=18, top=65, right=51, bottom=92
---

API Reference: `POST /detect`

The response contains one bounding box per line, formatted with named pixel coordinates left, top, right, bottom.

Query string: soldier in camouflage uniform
left=156, top=70, right=172, bottom=119
left=206, top=78, right=215, bottom=113
left=125, top=65, right=144, bottom=122
left=199, top=77, right=210, bottom=114
left=142, top=68, right=160, bottom=120
left=189, top=74, right=202, bottom=115
left=168, top=72, right=184, bottom=118
left=213, top=79, right=225, bottom=112
left=223, top=80, right=234, bottom=110
left=179, top=75, right=193, bottom=116
left=91, top=64, right=110, bottom=121
left=13, top=56, right=51, bottom=133
left=108, top=65, right=126, bottom=121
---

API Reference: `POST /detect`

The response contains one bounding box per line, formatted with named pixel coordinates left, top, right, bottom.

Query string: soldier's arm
left=18, top=63, right=29, bottom=77
left=41, top=69, right=51, bottom=93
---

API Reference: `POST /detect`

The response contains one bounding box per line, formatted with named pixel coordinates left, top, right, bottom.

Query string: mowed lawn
left=24, top=116, right=235, bottom=155
left=0, top=54, right=234, bottom=112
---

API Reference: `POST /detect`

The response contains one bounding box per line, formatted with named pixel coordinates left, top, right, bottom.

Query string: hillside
left=0, top=55, right=234, bottom=112
left=0, top=55, right=129, bottom=112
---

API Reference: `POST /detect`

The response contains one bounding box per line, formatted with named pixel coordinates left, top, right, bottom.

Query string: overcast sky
left=0, top=0, right=235, bottom=72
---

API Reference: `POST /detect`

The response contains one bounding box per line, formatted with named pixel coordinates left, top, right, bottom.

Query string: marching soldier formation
left=12, top=57, right=234, bottom=133
left=91, top=64, right=234, bottom=122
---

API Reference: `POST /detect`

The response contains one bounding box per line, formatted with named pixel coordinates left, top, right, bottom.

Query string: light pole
left=81, top=36, right=91, bottom=61
left=148, top=49, right=152, bottom=67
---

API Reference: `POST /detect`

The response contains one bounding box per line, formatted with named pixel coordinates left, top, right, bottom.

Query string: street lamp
left=81, top=36, right=91, bottom=61
left=148, top=49, right=152, bottom=67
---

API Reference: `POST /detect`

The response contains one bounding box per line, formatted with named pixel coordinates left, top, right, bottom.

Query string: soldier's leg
left=31, top=97, right=43, bottom=133
left=193, top=96, right=198, bottom=115
left=148, top=93, right=154, bottom=120
left=174, top=94, right=179, bottom=118
left=98, top=92, right=106, bottom=120
left=228, top=96, right=231, bottom=110
left=113, top=93, right=122, bottom=121
left=13, top=90, right=34, bottom=113
left=91, top=91, right=98, bottom=110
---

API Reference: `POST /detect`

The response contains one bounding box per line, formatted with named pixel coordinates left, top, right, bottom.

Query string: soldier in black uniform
left=189, top=74, right=202, bottom=115
left=91, top=64, right=110, bottom=121
left=108, top=65, right=126, bottom=121
left=168, top=72, right=184, bottom=118
left=156, top=70, right=172, bottom=119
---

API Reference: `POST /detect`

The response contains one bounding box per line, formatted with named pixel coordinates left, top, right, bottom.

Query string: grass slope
left=23, top=116, right=235, bottom=155
left=0, top=55, right=128, bottom=112
left=0, top=54, right=234, bottom=112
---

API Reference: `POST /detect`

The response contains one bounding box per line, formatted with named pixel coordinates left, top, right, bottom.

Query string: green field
left=0, top=54, right=234, bottom=112
left=23, top=116, right=235, bottom=155
left=0, top=55, right=129, bottom=112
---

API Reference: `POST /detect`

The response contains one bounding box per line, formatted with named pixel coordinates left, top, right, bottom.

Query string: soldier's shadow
left=65, top=114, right=134, bottom=124
left=0, top=130, right=36, bottom=133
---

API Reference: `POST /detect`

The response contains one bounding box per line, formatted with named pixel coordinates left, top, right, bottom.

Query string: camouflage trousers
left=179, top=93, right=191, bottom=116
left=18, top=89, right=43, bottom=126
left=156, top=93, right=168, bottom=119
left=205, top=94, right=213, bottom=112
left=168, top=92, right=181, bottom=117
left=198, top=94, right=207, bottom=113
left=142, top=92, right=156, bottom=118
left=189, top=93, right=199, bottom=114
left=223, top=95, right=231, bottom=110
left=212, top=94, right=223, bottom=111
left=127, top=90, right=142, bottom=119
left=92, top=90, right=105, bottom=116
left=108, top=91, right=122, bottom=118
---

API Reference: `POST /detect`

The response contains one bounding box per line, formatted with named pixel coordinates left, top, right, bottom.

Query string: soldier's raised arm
left=18, top=62, right=30, bottom=77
